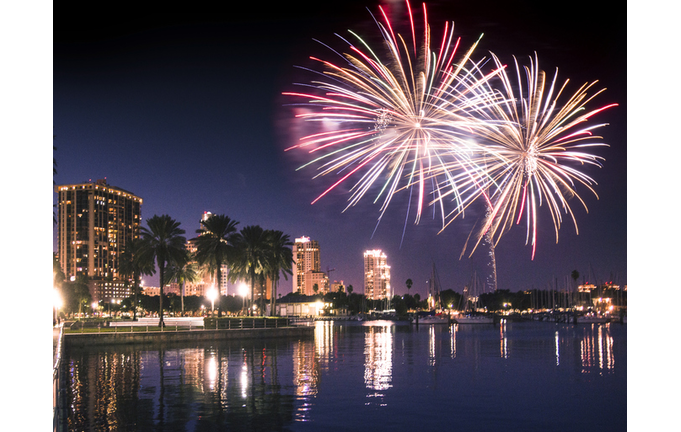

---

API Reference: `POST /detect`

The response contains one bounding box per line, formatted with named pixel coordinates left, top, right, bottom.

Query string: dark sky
left=52, top=0, right=627, bottom=297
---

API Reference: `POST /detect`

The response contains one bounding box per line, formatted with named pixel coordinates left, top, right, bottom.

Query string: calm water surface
left=65, top=320, right=626, bottom=431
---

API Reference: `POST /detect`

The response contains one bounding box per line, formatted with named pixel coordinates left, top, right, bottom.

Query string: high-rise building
left=330, top=280, right=345, bottom=294
left=180, top=211, right=230, bottom=297
left=304, top=270, right=329, bottom=296
left=292, top=236, right=325, bottom=295
left=363, top=250, right=391, bottom=300
left=55, top=179, right=142, bottom=302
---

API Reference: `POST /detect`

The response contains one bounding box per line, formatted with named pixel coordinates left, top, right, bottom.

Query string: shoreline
left=63, top=326, right=314, bottom=349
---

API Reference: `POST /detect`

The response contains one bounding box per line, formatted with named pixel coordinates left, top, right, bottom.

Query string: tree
left=53, top=253, right=65, bottom=288
left=263, top=230, right=293, bottom=316
left=229, top=225, right=268, bottom=315
left=63, top=275, right=92, bottom=317
left=165, top=250, right=200, bottom=315
left=571, top=270, right=580, bottom=307
left=405, top=278, right=413, bottom=295
left=347, top=285, right=354, bottom=294
left=119, top=238, right=154, bottom=320
left=139, top=215, right=186, bottom=327
left=313, top=283, right=319, bottom=295
left=193, top=214, right=239, bottom=317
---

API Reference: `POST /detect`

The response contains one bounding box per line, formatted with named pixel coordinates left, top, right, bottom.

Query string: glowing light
left=285, top=1, right=616, bottom=261
left=53, top=289, right=63, bottom=309
left=285, top=0, right=501, bottom=227
left=439, top=53, right=616, bottom=259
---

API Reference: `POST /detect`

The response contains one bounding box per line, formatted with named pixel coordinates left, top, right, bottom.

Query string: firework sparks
left=444, top=53, right=617, bottom=259
left=284, top=2, right=617, bottom=261
left=283, top=1, right=500, bottom=229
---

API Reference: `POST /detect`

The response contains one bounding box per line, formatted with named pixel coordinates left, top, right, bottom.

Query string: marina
left=59, top=319, right=626, bottom=431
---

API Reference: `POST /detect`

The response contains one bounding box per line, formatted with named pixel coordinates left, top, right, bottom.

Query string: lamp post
left=207, top=286, right=218, bottom=315
left=239, top=283, right=248, bottom=316
left=53, top=288, right=63, bottom=326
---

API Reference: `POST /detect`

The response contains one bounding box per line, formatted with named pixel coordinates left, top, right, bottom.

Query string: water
left=64, top=320, right=626, bottom=431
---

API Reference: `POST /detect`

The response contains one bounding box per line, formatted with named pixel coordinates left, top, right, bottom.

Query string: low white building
left=276, top=295, right=326, bottom=317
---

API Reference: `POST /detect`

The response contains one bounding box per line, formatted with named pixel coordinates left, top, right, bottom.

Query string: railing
left=204, top=317, right=292, bottom=330
left=53, top=324, right=67, bottom=432
left=64, top=317, right=293, bottom=333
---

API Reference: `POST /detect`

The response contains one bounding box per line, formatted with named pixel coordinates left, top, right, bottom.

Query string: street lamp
left=53, top=288, right=63, bottom=326
left=206, top=286, right=218, bottom=314
left=239, top=282, right=248, bottom=315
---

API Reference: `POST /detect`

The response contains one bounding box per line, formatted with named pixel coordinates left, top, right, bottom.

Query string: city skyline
left=52, top=1, right=627, bottom=298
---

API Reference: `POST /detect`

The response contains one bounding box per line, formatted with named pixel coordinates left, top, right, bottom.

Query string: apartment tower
left=363, top=249, right=391, bottom=300
left=177, top=211, right=234, bottom=297
left=292, top=236, right=327, bottom=295
left=55, top=179, right=142, bottom=302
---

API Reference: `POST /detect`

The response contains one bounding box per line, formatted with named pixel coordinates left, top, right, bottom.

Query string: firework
left=283, top=1, right=501, bottom=229
left=442, top=53, right=617, bottom=259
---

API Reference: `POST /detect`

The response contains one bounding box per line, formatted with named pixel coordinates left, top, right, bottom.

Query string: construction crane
left=326, top=266, right=336, bottom=280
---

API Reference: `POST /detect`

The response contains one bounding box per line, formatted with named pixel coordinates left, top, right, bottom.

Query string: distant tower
left=363, top=250, right=391, bottom=300
left=55, top=179, right=142, bottom=302
left=186, top=211, right=230, bottom=296
left=292, top=236, right=324, bottom=295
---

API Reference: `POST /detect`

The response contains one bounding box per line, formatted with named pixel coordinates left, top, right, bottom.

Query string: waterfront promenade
left=56, top=317, right=313, bottom=350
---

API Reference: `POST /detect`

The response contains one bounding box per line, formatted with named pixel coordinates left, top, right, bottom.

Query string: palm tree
left=138, top=215, right=186, bottom=327
left=229, top=225, right=268, bottom=316
left=193, top=214, right=239, bottom=317
left=264, top=230, right=293, bottom=317
left=165, top=250, right=199, bottom=315
left=571, top=269, right=580, bottom=308
left=406, top=278, right=413, bottom=295
left=119, top=238, right=154, bottom=320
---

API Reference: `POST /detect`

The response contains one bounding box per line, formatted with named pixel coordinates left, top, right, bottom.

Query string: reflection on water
left=580, top=323, right=615, bottom=374
left=293, top=337, right=319, bottom=421
left=500, top=319, right=509, bottom=359
left=65, top=321, right=625, bottom=431
left=364, top=321, right=393, bottom=399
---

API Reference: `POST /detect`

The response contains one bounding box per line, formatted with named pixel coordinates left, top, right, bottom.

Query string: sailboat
left=417, top=263, right=450, bottom=324
left=453, top=272, right=493, bottom=325
left=576, top=312, right=609, bottom=324
left=575, top=267, right=611, bottom=324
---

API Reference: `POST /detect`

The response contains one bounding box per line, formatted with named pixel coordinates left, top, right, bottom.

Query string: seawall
left=64, top=326, right=314, bottom=349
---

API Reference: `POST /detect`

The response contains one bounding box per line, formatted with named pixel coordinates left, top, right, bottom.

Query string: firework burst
left=283, top=1, right=501, bottom=230
left=443, top=53, right=618, bottom=259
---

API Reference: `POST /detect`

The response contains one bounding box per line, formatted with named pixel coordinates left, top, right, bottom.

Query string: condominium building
left=292, top=236, right=326, bottom=295
left=55, top=179, right=142, bottom=302
left=330, top=280, right=345, bottom=293
left=304, top=270, right=329, bottom=296
left=179, top=211, right=230, bottom=297
left=363, top=250, right=391, bottom=300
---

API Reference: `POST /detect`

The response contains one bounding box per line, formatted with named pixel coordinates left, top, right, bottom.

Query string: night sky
left=3, top=2, right=678, bottom=428
left=52, top=0, right=627, bottom=298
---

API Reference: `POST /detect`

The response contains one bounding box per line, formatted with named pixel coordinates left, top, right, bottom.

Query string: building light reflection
left=364, top=323, right=393, bottom=394
left=293, top=338, right=319, bottom=421
left=315, top=321, right=334, bottom=365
